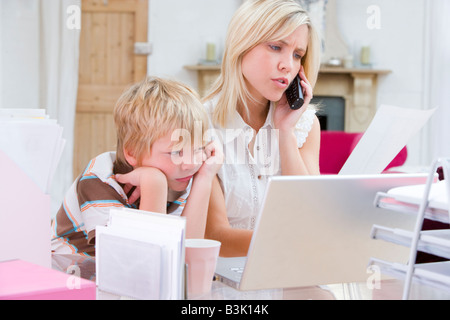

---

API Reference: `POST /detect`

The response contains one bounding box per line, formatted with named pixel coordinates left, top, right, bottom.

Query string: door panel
left=74, top=0, right=148, bottom=177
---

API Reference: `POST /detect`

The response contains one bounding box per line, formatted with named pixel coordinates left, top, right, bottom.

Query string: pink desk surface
left=0, top=259, right=95, bottom=300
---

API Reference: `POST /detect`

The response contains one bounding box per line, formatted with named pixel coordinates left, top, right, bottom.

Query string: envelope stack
left=96, top=208, right=186, bottom=299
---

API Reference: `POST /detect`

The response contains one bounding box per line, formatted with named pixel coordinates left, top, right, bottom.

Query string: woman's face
left=241, top=24, right=309, bottom=105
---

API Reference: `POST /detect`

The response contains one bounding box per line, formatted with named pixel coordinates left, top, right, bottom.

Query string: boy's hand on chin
left=195, top=140, right=224, bottom=180
left=115, top=167, right=167, bottom=204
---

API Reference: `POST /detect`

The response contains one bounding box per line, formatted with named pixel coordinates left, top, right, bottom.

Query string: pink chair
left=319, top=131, right=408, bottom=174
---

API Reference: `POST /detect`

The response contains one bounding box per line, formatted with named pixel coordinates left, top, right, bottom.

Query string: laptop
left=215, top=173, right=428, bottom=291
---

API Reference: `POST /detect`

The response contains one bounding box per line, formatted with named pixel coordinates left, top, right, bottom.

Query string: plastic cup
left=185, top=239, right=221, bottom=296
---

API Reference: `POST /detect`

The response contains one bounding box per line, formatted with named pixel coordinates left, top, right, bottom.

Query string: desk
left=51, top=254, right=450, bottom=300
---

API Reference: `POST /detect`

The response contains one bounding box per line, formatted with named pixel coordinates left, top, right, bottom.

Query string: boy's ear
left=123, top=148, right=138, bottom=167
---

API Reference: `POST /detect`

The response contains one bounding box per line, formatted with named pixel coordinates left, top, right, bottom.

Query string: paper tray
left=374, top=192, right=449, bottom=224
left=371, top=225, right=450, bottom=259
left=369, top=258, right=450, bottom=293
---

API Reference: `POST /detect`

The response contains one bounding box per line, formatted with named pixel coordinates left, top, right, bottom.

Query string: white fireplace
left=185, top=65, right=391, bottom=132
left=314, top=66, right=391, bottom=132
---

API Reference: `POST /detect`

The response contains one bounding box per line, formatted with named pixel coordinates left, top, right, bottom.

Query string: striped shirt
left=51, top=152, right=190, bottom=256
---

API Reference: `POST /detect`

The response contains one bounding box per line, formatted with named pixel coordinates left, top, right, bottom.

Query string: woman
left=204, top=0, right=322, bottom=256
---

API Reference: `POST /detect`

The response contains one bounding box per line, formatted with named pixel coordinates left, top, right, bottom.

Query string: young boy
left=51, top=77, right=222, bottom=256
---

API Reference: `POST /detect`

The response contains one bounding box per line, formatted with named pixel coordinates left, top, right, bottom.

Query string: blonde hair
left=114, top=77, right=208, bottom=167
left=203, top=0, right=321, bottom=127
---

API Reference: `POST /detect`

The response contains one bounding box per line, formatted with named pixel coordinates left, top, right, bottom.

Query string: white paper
left=387, top=180, right=449, bottom=211
left=96, top=226, right=163, bottom=300
left=339, top=105, right=436, bottom=175
left=108, top=208, right=186, bottom=299
left=0, top=109, right=65, bottom=193
left=0, top=108, right=47, bottom=119
left=96, top=208, right=186, bottom=300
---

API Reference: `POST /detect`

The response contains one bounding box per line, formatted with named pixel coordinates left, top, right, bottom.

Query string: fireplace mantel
left=184, top=64, right=391, bottom=132
left=315, top=66, right=391, bottom=132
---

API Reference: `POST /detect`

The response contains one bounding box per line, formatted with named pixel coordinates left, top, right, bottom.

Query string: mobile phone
left=285, top=75, right=304, bottom=110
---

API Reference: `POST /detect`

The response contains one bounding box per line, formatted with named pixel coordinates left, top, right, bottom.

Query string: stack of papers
left=375, top=180, right=450, bottom=224
left=385, top=180, right=449, bottom=212
left=370, top=161, right=450, bottom=297
left=371, top=225, right=450, bottom=259
left=96, top=208, right=186, bottom=300
left=0, top=108, right=65, bottom=193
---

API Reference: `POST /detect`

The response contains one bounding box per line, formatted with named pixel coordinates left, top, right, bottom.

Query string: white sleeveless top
left=204, top=98, right=316, bottom=230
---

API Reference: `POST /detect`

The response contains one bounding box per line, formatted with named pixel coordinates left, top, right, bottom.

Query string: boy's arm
left=76, top=176, right=131, bottom=248
left=204, top=176, right=252, bottom=257
left=115, top=167, right=168, bottom=214
left=182, top=141, right=223, bottom=239
left=181, top=173, right=214, bottom=239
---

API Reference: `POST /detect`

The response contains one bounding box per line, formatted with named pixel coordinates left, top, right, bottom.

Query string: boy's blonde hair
left=114, top=77, right=208, bottom=167
left=203, top=0, right=321, bottom=127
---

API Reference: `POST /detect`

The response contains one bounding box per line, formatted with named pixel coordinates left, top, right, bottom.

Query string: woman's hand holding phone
left=285, top=75, right=304, bottom=110
left=274, top=66, right=313, bottom=131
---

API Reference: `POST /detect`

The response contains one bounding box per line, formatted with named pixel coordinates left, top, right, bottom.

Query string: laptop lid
left=234, top=173, right=427, bottom=291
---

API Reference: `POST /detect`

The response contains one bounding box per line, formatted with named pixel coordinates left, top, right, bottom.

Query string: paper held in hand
left=339, top=104, right=436, bottom=175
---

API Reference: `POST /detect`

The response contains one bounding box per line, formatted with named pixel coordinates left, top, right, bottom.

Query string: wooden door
left=74, top=0, right=148, bottom=177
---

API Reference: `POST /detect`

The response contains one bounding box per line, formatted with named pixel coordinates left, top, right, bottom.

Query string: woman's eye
left=269, top=44, right=281, bottom=51
left=294, top=52, right=302, bottom=60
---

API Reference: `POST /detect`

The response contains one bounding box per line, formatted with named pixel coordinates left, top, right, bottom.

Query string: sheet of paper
left=109, top=208, right=186, bottom=299
left=0, top=150, right=51, bottom=268
left=387, top=180, right=449, bottom=211
left=96, top=208, right=186, bottom=300
left=339, top=105, right=436, bottom=175
left=0, top=110, right=65, bottom=193
left=96, top=226, right=163, bottom=300
left=0, top=108, right=47, bottom=119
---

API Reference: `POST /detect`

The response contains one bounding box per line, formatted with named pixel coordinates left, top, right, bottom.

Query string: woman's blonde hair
left=114, top=77, right=208, bottom=167
left=203, top=0, right=321, bottom=127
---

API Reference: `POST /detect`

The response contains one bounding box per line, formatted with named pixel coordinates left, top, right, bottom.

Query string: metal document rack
left=369, top=158, right=450, bottom=299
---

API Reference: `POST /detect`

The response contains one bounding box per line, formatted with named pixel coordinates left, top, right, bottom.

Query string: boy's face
left=140, top=131, right=204, bottom=192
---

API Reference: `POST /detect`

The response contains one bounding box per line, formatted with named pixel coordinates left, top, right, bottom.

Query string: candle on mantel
left=360, top=45, right=371, bottom=65
left=206, top=42, right=216, bottom=61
